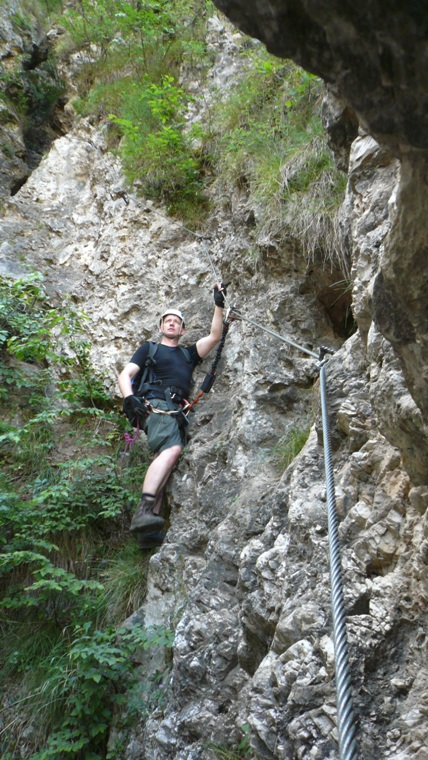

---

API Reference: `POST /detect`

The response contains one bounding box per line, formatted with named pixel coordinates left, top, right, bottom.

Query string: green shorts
left=143, top=399, right=185, bottom=453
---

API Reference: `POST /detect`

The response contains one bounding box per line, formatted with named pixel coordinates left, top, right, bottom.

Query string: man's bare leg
left=142, top=444, right=182, bottom=501
left=130, top=445, right=182, bottom=533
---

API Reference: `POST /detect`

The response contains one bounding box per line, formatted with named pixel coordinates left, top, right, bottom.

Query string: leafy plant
left=30, top=623, right=172, bottom=759
left=0, top=271, right=157, bottom=756
left=58, top=0, right=211, bottom=219
left=0, top=41, right=65, bottom=130
left=0, top=622, right=174, bottom=759
left=18, top=0, right=63, bottom=22
left=1, top=273, right=62, bottom=362
left=24, top=60, right=66, bottom=119
left=109, top=75, right=204, bottom=209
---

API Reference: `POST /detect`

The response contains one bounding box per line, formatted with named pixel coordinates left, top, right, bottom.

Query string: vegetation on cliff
left=0, top=274, right=176, bottom=757
left=1, top=0, right=346, bottom=254
left=58, top=0, right=345, bottom=257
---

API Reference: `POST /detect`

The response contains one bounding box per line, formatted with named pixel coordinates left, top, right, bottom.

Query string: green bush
left=0, top=273, right=159, bottom=756
left=109, top=75, right=204, bottom=208
left=59, top=0, right=212, bottom=218
left=0, top=621, right=173, bottom=759
left=25, top=60, right=65, bottom=119
left=26, top=623, right=174, bottom=759
left=0, top=46, right=65, bottom=130
left=0, top=273, right=64, bottom=364
left=56, top=1, right=346, bottom=238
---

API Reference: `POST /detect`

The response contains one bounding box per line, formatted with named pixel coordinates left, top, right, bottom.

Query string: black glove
left=213, top=282, right=227, bottom=308
left=122, top=395, right=148, bottom=426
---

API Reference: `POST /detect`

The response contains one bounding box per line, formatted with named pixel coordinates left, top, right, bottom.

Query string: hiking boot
left=137, top=529, right=166, bottom=550
left=130, top=496, right=165, bottom=533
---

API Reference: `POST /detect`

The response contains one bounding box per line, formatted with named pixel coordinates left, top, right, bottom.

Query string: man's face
left=161, top=315, right=184, bottom=337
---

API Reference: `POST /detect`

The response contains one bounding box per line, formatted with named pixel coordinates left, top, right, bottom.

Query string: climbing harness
left=121, top=340, right=194, bottom=456
left=133, top=340, right=193, bottom=399
left=127, top=316, right=231, bottom=430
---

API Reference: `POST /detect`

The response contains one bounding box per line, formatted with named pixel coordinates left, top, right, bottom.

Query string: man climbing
left=118, top=283, right=226, bottom=548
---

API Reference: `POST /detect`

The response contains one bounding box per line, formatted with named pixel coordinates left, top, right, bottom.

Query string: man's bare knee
left=164, top=444, right=182, bottom=467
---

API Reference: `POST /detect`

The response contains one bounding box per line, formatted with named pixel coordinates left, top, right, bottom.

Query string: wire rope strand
left=230, top=309, right=319, bottom=359
left=320, top=362, right=359, bottom=760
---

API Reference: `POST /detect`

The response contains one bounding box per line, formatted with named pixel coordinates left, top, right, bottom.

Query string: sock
left=141, top=492, right=155, bottom=501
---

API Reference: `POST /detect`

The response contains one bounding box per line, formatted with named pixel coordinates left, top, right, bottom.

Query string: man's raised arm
left=196, top=284, right=227, bottom=359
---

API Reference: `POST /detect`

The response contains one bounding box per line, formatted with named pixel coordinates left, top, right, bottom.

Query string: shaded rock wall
left=1, top=5, right=427, bottom=760
left=0, top=0, right=69, bottom=198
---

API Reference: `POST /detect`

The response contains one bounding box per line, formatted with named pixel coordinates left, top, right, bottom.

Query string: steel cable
left=227, top=307, right=319, bottom=358
left=320, top=362, right=358, bottom=760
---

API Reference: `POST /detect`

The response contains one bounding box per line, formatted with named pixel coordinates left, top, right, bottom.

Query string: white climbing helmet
left=159, top=309, right=186, bottom=328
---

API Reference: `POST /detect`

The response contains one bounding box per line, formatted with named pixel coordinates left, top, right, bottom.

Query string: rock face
left=1, top=5, right=428, bottom=760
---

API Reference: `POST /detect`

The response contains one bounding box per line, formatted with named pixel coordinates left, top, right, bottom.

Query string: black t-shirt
left=130, top=342, right=202, bottom=398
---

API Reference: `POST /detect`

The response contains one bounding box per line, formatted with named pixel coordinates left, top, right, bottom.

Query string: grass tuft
left=272, top=423, right=311, bottom=471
